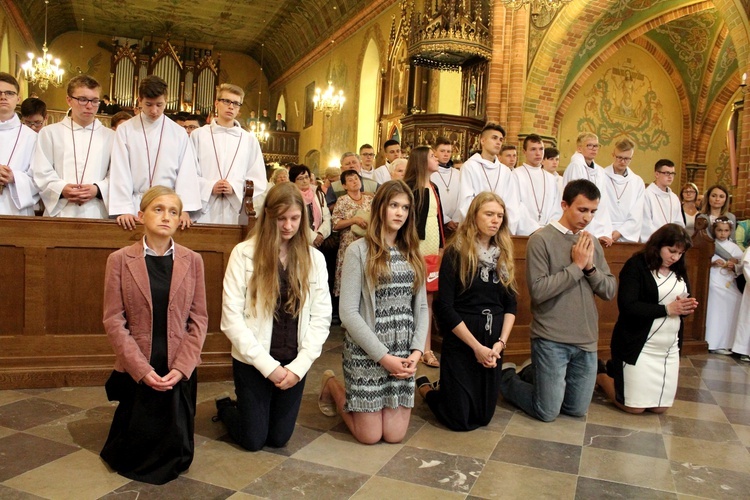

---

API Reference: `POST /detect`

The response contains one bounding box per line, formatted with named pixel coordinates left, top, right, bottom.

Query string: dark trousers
left=219, top=358, right=306, bottom=451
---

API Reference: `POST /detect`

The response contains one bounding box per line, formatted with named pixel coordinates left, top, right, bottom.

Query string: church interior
left=1, top=0, right=750, bottom=497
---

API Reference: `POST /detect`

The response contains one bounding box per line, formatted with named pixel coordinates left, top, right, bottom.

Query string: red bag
left=424, top=254, right=440, bottom=293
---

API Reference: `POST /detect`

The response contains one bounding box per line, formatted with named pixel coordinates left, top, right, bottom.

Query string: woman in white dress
left=705, top=217, right=743, bottom=354
left=597, top=224, right=698, bottom=414
left=732, top=247, right=750, bottom=362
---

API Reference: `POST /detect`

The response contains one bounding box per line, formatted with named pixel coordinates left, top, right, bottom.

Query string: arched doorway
left=356, top=38, right=380, bottom=149
left=277, top=94, right=287, bottom=121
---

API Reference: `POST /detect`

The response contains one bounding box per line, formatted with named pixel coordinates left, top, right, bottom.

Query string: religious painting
left=304, top=81, right=315, bottom=129
left=577, top=59, right=670, bottom=151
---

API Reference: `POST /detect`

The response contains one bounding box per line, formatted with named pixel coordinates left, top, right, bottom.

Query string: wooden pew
left=0, top=216, right=711, bottom=389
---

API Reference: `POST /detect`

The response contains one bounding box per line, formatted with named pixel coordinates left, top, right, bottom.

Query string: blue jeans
left=500, top=337, right=596, bottom=422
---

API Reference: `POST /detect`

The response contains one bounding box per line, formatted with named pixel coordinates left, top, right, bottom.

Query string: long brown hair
left=700, top=184, right=730, bottom=216
left=365, top=180, right=425, bottom=292
left=446, top=192, right=517, bottom=293
left=248, top=183, right=312, bottom=318
left=403, top=145, right=433, bottom=215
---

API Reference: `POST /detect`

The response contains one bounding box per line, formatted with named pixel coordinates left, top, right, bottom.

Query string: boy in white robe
left=0, top=73, right=38, bottom=216
left=192, top=83, right=267, bottom=224
left=602, top=138, right=645, bottom=243
left=32, top=75, right=113, bottom=219
left=109, top=75, right=201, bottom=230
left=641, top=159, right=684, bottom=242
left=562, top=132, right=614, bottom=246
left=456, top=122, right=532, bottom=235
left=372, top=139, right=401, bottom=185
left=512, top=134, right=562, bottom=235
left=430, top=136, right=460, bottom=236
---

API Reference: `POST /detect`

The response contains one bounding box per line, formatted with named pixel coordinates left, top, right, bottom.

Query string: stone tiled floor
left=1, top=326, right=749, bottom=499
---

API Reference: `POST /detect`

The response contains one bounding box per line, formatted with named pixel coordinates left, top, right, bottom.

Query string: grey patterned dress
left=343, top=247, right=416, bottom=412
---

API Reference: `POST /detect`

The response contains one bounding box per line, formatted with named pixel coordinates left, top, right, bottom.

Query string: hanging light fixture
left=313, top=40, right=345, bottom=117
left=500, top=0, right=572, bottom=17
left=22, top=0, right=65, bottom=91
left=249, top=42, right=269, bottom=144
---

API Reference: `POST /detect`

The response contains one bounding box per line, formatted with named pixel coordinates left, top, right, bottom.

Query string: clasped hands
left=141, top=368, right=184, bottom=391
left=667, top=295, right=699, bottom=316
left=474, top=342, right=504, bottom=368
left=571, top=230, right=595, bottom=271
left=380, top=351, right=422, bottom=379
left=269, top=365, right=300, bottom=390
left=0, top=164, right=15, bottom=188
left=62, top=183, right=97, bottom=205
left=212, top=180, right=234, bottom=196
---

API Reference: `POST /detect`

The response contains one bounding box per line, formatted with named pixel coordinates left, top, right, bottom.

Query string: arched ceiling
left=4, top=0, right=382, bottom=82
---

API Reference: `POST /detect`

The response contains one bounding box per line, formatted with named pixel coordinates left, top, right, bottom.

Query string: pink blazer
left=103, top=241, right=208, bottom=382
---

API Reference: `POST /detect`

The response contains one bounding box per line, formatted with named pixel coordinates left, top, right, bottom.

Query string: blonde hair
left=446, top=192, right=516, bottom=293
left=387, top=158, right=407, bottom=176
left=365, top=180, right=425, bottom=292
left=139, top=186, right=182, bottom=213
left=248, top=183, right=312, bottom=318
left=218, top=83, right=245, bottom=101
left=576, top=132, right=598, bottom=146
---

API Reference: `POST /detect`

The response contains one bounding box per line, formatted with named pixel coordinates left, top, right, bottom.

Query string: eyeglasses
left=361, top=153, right=375, bottom=157
left=614, top=155, right=632, bottom=162
left=0, top=90, right=18, bottom=98
left=656, top=171, right=676, bottom=177
left=69, top=95, right=101, bottom=107
left=23, top=120, right=44, bottom=127
left=585, top=144, right=600, bottom=150
left=217, top=98, right=242, bottom=108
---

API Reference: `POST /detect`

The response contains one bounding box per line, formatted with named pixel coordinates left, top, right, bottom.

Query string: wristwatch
left=583, top=266, right=597, bottom=276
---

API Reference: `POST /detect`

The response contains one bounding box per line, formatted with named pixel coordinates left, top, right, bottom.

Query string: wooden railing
left=0, top=216, right=711, bottom=388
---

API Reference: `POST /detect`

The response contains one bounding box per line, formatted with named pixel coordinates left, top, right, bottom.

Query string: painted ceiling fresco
left=12, top=0, right=378, bottom=81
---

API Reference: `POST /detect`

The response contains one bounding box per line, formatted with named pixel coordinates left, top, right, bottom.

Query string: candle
left=743, top=73, right=748, bottom=85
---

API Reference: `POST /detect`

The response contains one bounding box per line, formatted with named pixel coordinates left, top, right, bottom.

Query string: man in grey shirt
left=500, top=179, right=616, bottom=421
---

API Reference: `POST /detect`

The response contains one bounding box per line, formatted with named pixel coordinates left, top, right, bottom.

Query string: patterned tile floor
left=1, top=326, right=749, bottom=499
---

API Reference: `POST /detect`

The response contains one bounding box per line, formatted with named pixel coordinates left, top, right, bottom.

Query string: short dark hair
left=654, top=159, right=674, bottom=171
left=481, top=122, right=506, bottom=137
left=562, top=179, right=600, bottom=205
left=434, top=136, right=451, bottom=147
left=102, top=94, right=110, bottom=100
left=139, top=75, right=168, bottom=99
left=20, top=98, right=46, bottom=118
left=187, top=114, right=205, bottom=127
left=544, top=147, right=560, bottom=160
left=523, top=134, right=543, bottom=150
left=67, top=75, right=100, bottom=96
left=500, top=144, right=517, bottom=153
left=359, top=144, right=374, bottom=152
left=639, top=223, right=692, bottom=281
left=383, top=139, right=400, bottom=150
left=340, top=169, right=361, bottom=184
left=0, top=72, right=20, bottom=92
left=288, top=164, right=312, bottom=183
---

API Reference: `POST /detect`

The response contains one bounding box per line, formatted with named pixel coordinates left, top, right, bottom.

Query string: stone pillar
left=737, top=92, right=750, bottom=217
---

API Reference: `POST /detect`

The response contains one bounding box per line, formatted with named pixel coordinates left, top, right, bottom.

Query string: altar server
left=192, top=83, right=267, bottom=224
left=512, top=134, right=562, bottom=235
left=602, top=139, right=645, bottom=243
left=0, top=73, right=38, bottom=216
left=109, top=75, right=201, bottom=230
left=32, top=75, right=113, bottom=218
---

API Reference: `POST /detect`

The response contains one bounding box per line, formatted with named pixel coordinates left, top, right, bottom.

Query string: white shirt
left=562, top=152, right=613, bottom=239
left=143, top=236, right=175, bottom=259
left=373, top=163, right=392, bottom=185
left=603, top=165, right=645, bottom=243
left=109, top=114, right=201, bottom=216
left=192, top=120, right=267, bottom=224
left=457, top=152, right=531, bottom=234
left=641, top=182, right=684, bottom=242
left=430, top=165, right=461, bottom=223
left=32, top=116, right=113, bottom=218
left=513, top=163, right=562, bottom=235
left=359, top=166, right=375, bottom=180
left=0, top=115, right=38, bottom=216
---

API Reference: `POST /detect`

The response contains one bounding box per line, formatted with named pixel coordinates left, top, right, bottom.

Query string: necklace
left=654, top=188, right=672, bottom=224
left=71, top=119, right=95, bottom=185
left=522, top=165, right=546, bottom=221
left=435, top=167, right=453, bottom=193
left=140, top=115, right=166, bottom=187
left=210, top=126, right=242, bottom=180
left=481, top=162, right=501, bottom=193
left=608, top=175, right=628, bottom=205
left=0, top=124, right=22, bottom=195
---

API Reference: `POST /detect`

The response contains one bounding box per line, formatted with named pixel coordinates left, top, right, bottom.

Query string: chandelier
left=22, top=1, right=64, bottom=91
left=314, top=40, right=345, bottom=117
left=500, top=0, right=572, bottom=16
left=249, top=121, right=269, bottom=144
